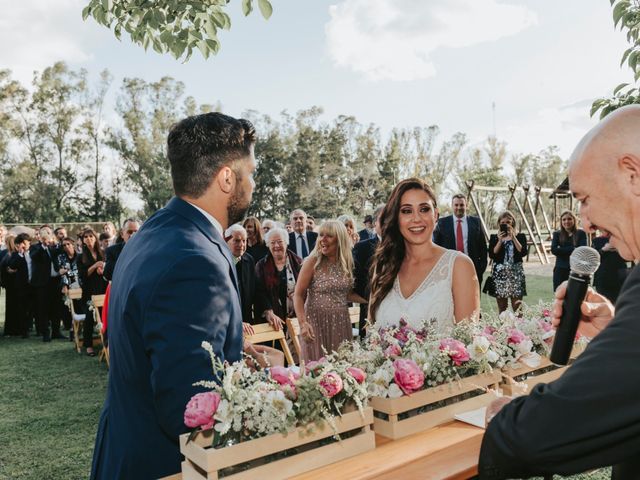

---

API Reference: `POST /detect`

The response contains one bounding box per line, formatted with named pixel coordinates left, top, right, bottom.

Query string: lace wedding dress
left=374, top=249, right=462, bottom=334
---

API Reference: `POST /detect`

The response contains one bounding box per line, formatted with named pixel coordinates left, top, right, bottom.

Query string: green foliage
left=82, top=0, right=273, bottom=62
left=592, top=0, right=640, bottom=118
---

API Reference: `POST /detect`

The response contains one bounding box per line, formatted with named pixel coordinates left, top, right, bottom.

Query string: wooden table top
left=290, top=421, right=484, bottom=480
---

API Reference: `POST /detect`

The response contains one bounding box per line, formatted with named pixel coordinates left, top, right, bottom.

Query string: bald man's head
left=569, top=105, right=640, bottom=261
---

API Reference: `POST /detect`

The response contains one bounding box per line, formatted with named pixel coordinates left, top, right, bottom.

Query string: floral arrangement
left=183, top=341, right=368, bottom=446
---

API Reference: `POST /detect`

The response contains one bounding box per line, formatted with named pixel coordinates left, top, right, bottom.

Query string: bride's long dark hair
left=369, top=178, right=438, bottom=322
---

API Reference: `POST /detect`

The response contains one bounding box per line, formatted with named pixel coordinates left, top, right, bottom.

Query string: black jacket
left=488, top=233, right=528, bottom=265
left=551, top=229, right=588, bottom=269
left=103, top=242, right=125, bottom=282
left=29, top=243, right=58, bottom=287
left=353, top=236, right=378, bottom=300
left=433, top=215, right=488, bottom=281
left=235, top=252, right=263, bottom=324
left=479, top=264, right=640, bottom=479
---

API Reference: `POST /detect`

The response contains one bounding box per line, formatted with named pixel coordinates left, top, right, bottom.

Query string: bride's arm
left=452, top=255, right=481, bottom=323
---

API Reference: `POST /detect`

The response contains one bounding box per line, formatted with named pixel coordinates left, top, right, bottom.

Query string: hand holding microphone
left=550, top=246, right=612, bottom=365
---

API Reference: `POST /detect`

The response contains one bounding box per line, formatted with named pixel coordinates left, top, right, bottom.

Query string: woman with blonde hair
left=293, top=220, right=366, bottom=361
left=337, top=214, right=360, bottom=247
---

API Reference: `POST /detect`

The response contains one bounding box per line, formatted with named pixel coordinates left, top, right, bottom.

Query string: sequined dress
left=301, top=262, right=352, bottom=362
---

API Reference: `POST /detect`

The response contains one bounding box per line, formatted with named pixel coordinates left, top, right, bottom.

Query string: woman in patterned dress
left=488, top=211, right=528, bottom=313
left=293, top=220, right=366, bottom=362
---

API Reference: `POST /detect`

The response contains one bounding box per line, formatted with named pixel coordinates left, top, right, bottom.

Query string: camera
left=500, top=223, right=509, bottom=234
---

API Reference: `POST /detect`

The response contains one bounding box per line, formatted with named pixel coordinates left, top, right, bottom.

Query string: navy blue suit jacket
left=287, top=231, right=317, bottom=257
left=91, top=197, right=243, bottom=480
left=433, top=215, right=488, bottom=282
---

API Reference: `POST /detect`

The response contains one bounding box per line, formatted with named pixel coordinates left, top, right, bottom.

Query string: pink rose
left=319, top=372, right=343, bottom=398
left=270, top=366, right=300, bottom=387
left=384, top=344, right=402, bottom=358
left=346, top=367, right=366, bottom=384
left=184, top=391, right=221, bottom=430
left=439, top=338, right=471, bottom=366
left=542, top=309, right=551, bottom=318
left=393, top=359, right=424, bottom=395
left=507, top=328, right=527, bottom=345
left=304, top=358, right=326, bottom=374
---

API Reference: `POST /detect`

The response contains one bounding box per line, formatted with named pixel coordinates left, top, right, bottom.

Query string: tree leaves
left=81, top=0, right=273, bottom=62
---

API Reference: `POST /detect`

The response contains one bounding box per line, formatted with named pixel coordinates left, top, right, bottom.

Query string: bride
left=369, top=178, right=480, bottom=333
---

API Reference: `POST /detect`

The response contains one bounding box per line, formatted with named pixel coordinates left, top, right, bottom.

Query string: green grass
left=0, top=282, right=610, bottom=480
left=480, top=273, right=555, bottom=313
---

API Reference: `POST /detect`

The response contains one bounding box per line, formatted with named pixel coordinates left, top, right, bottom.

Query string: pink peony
left=507, top=328, right=527, bottom=345
left=270, top=366, right=300, bottom=387
left=439, top=338, right=471, bottom=366
left=384, top=344, right=402, bottom=358
left=542, top=309, right=551, bottom=318
left=184, top=391, right=221, bottom=430
left=304, top=358, right=326, bottom=374
left=393, top=359, right=424, bottom=395
left=346, top=367, right=366, bottom=384
left=319, top=372, right=343, bottom=398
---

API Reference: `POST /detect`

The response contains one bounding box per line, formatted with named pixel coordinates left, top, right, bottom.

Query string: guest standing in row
left=7, top=234, right=32, bottom=338
left=488, top=211, right=528, bottom=313
left=551, top=210, right=588, bottom=291
left=57, top=237, right=81, bottom=332
left=243, top=216, right=269, bottom=262
left=1, top=235, right=21, bottom=336
left=294, top=220, right=365, bottom=362
left=288, top=209, right=317, bottom=259
left=78, top=229, right=108, bottom=356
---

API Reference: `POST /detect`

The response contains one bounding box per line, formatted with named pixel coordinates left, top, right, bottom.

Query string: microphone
left=550, top=246, right=601, bottom=366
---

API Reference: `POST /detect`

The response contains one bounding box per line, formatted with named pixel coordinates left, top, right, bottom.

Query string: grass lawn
left=0, top=272, right=610, bottom=479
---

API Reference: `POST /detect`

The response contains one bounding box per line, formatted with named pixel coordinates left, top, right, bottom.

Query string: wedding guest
left=369, top=179, right=479, bottom=331
left=99, top=233, right=112, bottom=252
left=488, top=211, right=528, bottom=313
left=102, top=222, right=117, bottom=246
left=243, top=216, right=269, bottom=262
left=0, top=224, right=7, bottom=250
left=306, top=215, right=317, bottom=233
left=91, top=112, right=254, bottom=480
left=551, top=210, right=588, bottom=291
left=226, top=224, right=262, bottom=324
left=293, top=220, right=366, bottom=362
left=353, top=204, right=384, bottom=337
left=338, top=214, right=360, bottom=247
left=255, top=227, right=303, bottom=331
left=103, top=218, right=139, bottom=282
left=285, top=223, right=293, bottom=234
left=78, top=228, right=108, bottom=356
left=288, top=209, right=317, bottom=258
left=1, top=235, right=21, bottom=336
left=358, top=215, right=375, bottom=241
left=592, top=232, right=630, bottom=303
left=7, top=233, right=32, bottom=338
left=57, top=237, right=81, bottom=332
left=261, top=219, right=275, bottom=236
left=54, top=227, right=67, bottom=245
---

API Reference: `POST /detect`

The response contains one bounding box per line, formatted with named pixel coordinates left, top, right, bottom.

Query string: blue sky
left=0, top=0, right=631, bottom=158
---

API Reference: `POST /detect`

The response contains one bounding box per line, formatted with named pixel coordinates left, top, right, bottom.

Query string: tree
left=82, top=0, right=273, bottom=62
left=592, top=0, right=640, bottom=118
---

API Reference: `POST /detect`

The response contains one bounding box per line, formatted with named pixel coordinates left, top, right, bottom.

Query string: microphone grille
left=569, top=246, right=600, bottom=275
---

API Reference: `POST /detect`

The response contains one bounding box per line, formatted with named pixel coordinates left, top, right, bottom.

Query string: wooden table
left=291, top=421, right=484, bottom=480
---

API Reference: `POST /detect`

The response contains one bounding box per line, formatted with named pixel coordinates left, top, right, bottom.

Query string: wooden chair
left=349, top=305, right=360, bottom=338
left=91, top=294, right=109, bottom=368
left=285, top=317, right=302, bottom=364
left=67, top=288, right=85, bottom=353
left=245, top=323, right=295, bottom=367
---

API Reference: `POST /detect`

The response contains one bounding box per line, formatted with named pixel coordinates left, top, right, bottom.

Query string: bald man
left=478, top=105, right=640, bottom=479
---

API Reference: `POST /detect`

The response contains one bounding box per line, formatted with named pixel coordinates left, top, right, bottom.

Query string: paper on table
left=454, top=407, right=487, bottom=429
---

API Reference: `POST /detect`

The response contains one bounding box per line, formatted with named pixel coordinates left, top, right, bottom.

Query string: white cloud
left=325, top=0, right=537, bottom=82
left=0, top=0, right=91, bottom=85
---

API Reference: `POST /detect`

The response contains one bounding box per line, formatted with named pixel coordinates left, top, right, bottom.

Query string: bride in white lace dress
left=369, top=179, right=480, bottom=333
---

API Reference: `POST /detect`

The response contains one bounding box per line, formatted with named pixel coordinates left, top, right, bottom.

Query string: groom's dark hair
left=167, top=112, right=256, bottom=198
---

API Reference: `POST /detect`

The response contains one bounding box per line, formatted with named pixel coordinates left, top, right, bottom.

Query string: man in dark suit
left=358, top=214, right=375, bottom=242
left=353, top=205, right=384, bottom=338
left=433, top=194, right=488, bottom=287
left=288, top=209, right=317, bottom=259
left=7, top=233, right=32, bottom=338
left=91, top=112, right=256, bottom=480
left=479, top=105, right=640, bottom=479
left=29, top=226, right=65, bottom=341
left=102, top=218, right=140, bottom=282
left=225, top=224, right=262, bottom=324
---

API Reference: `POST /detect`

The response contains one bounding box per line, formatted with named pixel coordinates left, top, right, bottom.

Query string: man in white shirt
left=288, top=209, right=317, bottom=258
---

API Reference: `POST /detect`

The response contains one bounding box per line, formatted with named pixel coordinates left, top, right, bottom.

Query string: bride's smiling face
left=398, top=189, right=438, bottom=245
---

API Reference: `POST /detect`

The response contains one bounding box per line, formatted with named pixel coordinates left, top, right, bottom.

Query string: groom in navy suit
left=91, top=113, right=256, bottom=480
left=433, top=194, right=488, bottom=287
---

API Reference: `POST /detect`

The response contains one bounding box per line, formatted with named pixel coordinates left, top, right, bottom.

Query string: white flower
left=388, top=383, right=404, bottom=398
left=265, top=390, right=293, bottom=416
left=214, top=399, right=233, bottom=434
left=516, top=339, right=533, bottom=356
left=499, top=311, right=516, bottom=323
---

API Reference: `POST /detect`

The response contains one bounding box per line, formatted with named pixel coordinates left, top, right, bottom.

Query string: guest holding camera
left=551, top=210, right=587, bottom=291
left=488, top=211, right=527, bottom=313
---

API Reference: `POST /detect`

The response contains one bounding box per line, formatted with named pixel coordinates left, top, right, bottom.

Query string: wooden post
left=465, top=180, right=490, bottom=242
left=508, top=185, right=545, bottom=264
left=522, top=186, right=549, bottom=263
left=535, top=186, right=554, bottom=240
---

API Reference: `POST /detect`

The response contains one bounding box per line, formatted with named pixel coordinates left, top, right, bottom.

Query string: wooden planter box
left=370, top=371, right=501, bottom=439
left=179, top=407, right=375, bottom=480
left=500, top=357, right=567, bottom=396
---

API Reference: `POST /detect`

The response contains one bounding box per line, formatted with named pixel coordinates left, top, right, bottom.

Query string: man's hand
left=552, top=282, right=615, bottom=338
left=485, top=396, right=512, bottom=426
left=264, top=310, right=283, bottom=331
